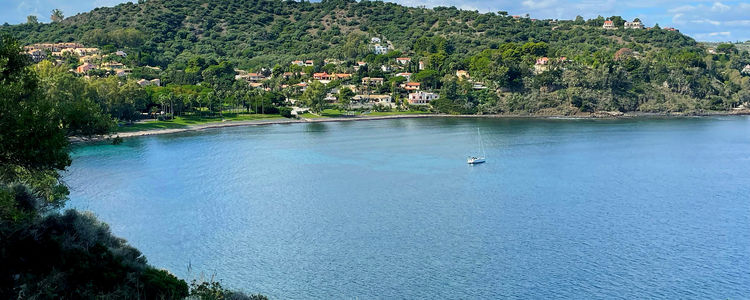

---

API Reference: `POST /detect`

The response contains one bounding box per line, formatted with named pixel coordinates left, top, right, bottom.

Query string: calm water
left=65, top=117, right=750, bottom=299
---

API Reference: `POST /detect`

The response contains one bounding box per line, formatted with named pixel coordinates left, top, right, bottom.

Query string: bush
left=279, top=106, right=293, bottom=118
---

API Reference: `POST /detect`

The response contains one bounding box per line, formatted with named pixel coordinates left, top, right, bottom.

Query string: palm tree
left=50, top=9, right=64, bottom=23
left=26, top=15, right=38, bottom=24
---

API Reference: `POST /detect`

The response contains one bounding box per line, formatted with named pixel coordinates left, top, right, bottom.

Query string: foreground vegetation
left=0, top=35, right=265, bottom=299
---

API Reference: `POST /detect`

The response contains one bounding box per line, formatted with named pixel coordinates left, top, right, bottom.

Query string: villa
left=362, top=77, right=384, bottom=85
left=395, top=72, right=412, bottom=81
left=396, top=57, right=411, bottom=65
left=624, top=19, right=644, bottom=29
left=456, top=70, right=470, bottom=79
left=402, top=82, right=421, bottom=91
left=408, top=91, right=439, bottom=105
left=603, top=20, right=616, bottom=30
left=76, top=63, right=97, bottom=74
left=742, top=65, right=750, bottom=75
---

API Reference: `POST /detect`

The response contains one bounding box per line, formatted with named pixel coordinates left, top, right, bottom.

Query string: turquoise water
left=66, top=117, right=750, bottom=299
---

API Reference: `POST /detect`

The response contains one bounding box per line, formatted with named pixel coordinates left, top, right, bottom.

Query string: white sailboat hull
left=467, top=157, right=485, bottom=164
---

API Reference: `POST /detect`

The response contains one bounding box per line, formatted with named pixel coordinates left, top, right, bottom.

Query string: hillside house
left=603, top=20, right=616, bottom=30
left=313, top=72, right=331, bottom=80
left=101, top=62, right=126, bottom=70
left=76, top=63, right=97, bottom=74
left=248, top=73, right=266, bottom=81
left=624, top=20, right=644, bottom=29
left=371, top=37, right=382, bottom=44
left=26, top=49, right=46, bottom=62
left=419, top=61, right=425, bottom=70
left=742, top=65, right=750, bottom=75
left=396, top=57, right=411, bottom=65
left=137, top=79, right=161, bottom=87
left=373, top=44, right=389, bottom=55
left=115, top=50, right=127, bottom=57
left=402, top=82, right=421, bottom=91
left=395, top=72, right=412, bottom=81
left=354, top=61, right=367, bottom=71
left=362, top=77, right=384, bottom=85
left=408, top=92, right=439, bottom=105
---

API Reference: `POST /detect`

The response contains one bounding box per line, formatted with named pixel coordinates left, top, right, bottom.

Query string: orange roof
left=604, top=20, right=613, bottom=24
left=405, top=82, right=420, bottom=86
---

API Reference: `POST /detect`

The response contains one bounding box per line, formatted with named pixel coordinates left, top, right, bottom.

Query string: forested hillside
left=3, top=0, right=750, bottom=115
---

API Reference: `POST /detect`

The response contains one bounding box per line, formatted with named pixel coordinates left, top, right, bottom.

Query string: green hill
left=2, top=0, right=750, bottom=115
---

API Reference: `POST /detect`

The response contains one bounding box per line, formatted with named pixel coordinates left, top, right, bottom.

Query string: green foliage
left=1, top=35, right=261, bottom=299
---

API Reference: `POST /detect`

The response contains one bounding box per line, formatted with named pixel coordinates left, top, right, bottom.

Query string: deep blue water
left=65, top=117, right=750, bottom=299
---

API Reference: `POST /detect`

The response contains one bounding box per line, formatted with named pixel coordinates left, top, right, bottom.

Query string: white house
left=742, top=64, right=750, bottom=75
left=396, top=57, right=411, bottom=65
left=371, top=37, right=382, bottom=44
left=372, top=44, right=389, bottom=55
left=624, top=20, right=644, bottom=29
left=603, top=20, right=616, bottom=30
left=408, top=92, right=439, bottom=105
left=395, top=72, right=412, bottom=81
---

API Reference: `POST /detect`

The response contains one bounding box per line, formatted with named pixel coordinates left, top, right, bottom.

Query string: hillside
left=2, top=0, right=750, bottom=115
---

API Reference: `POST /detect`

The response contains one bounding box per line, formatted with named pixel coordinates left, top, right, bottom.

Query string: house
left=624, top=19, right=644, bottom=29
left=663, top=27, right=679, bottom=32
left=101, top=62, right=126, bottom=70
left=304, top=60, right=314, bottom=66
left=395, top=72, right=412, bottom=81
left=381, top=65, right=391, bottom=72
left=419, top=61, right=425, bottom=70
left=137, top=79, right=161, bottom=87
left=371, top=37, right=382, bottom=44
left=325, top=93, right=338, bottom=104
left=293, top=82, right=308, bottom=92
left=402, top=82, right=421, bottom=91
left=313, top=72, right=331, bottom=80
left=354, top=61, right=367, bottom=71
left=76, top=63, right=97, bottom=74
left=26, top=49, right=46, bottom=62
left=324, top=59, right=342, bottom=65
left=742, top=65, right=750, bottom=75
left=408, top=91, right=439, bottom=105
left=333, top=73, right=353, bottom=80
left=115, top=69, right=132, bottom=77
left=249, top=82, right=264, bottom=89
left=351, top=95, right=394, bottom=108
left=362, top=77, right=384, bottom=85
left=291, top=60, right=305, bottom=66
left=396, top=57, right=411, bottom=65
left=372, top=44, right=389, bottom=55
left=115, top=50, right=127, bottom=57
left=248, top=73, right=266, bottom=81
left=603, top=20, right=616, bottom=30
left=456, top=70, right=470, bottom=79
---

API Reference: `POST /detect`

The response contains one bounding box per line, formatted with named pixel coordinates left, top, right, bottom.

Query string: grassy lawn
left=117, top=114, right=282, bottom=132
left=365, top=110, right=429, bottom=116
left=299, top=110, right=430, bottom=119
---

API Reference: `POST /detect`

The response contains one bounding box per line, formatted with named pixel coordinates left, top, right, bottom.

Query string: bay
left=65, top=117, right=750, bottom=299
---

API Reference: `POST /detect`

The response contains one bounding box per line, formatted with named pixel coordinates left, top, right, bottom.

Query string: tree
left=338, top=86, right=354, bottom=111
left=26, top=15, right=38, bottom=24
left=50, top=9, right=64, bottom=23
left=302, top=81, right=327, bottom=113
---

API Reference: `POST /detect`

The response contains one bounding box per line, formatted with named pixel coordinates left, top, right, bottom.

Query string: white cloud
left=710, top=2, right=730, bottom=13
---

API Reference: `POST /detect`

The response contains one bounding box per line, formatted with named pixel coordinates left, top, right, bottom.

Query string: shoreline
left=69, top=110, right=750, bottom=143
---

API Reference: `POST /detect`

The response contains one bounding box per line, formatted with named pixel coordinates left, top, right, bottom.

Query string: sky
left=2, top=0, right=750, bottom=42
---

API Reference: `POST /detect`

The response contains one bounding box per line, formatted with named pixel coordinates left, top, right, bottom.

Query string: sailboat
left=467, top=128, right=486, bottom=164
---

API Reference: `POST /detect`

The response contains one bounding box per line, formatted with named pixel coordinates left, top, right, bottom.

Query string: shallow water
left=66, top=117, right=750, bottom=299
